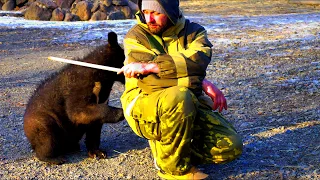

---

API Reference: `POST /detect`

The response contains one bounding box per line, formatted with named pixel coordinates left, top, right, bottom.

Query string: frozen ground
left=0, top=7, right=319, bottom=180
left=1, top=12, right=319, bottom=46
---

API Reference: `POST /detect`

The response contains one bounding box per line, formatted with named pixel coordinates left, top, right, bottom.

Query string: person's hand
left=202, top=79, right=227, bottom=112
left=117, top=62, right=159, bottom=78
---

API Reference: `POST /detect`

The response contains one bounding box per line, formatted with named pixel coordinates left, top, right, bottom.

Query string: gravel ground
left=0, top=0, right=319, bottom=179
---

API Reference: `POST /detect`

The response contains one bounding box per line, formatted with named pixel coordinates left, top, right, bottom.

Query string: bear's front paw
left=88, top=150, right=107, bottom=159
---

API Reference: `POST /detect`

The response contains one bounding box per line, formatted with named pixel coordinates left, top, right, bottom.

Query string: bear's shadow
left=64, top=120, right=148, bottom=164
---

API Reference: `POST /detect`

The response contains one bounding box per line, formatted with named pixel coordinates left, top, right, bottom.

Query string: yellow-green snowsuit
left=121, top=1, right=243, bottom=175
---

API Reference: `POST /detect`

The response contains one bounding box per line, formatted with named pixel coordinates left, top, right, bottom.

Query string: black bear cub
left=23, top=32, right=125, bottom=164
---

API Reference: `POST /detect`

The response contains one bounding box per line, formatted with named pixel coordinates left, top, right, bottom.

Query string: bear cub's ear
left=107, top=31, right=119, bottom=46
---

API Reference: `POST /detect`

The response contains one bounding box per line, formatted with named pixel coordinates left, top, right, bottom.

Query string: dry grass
left=180, top=0, right=320, bottom=15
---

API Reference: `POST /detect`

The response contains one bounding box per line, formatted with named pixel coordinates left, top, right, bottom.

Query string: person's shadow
left=199, top=111, right=319, bottom=179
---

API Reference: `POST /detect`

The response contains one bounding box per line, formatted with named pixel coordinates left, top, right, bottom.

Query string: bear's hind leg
left=25, top=115, right=66, bottom=165
left=34, top=137, right=66, bottom=165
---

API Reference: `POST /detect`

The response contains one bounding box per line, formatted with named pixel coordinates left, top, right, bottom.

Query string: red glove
left=202, top=79, right=228, bottom=112
left=117, top=62, right=159, bottom=78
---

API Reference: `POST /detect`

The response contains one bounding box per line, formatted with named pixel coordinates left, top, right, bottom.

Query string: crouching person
left=118, top=0, right=243, bottom=179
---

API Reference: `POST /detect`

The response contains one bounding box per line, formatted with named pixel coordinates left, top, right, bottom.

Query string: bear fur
left=23, top=32, right=125, bottom=164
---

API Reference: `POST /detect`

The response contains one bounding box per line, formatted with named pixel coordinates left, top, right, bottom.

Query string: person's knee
left=212, top=133, right=243, bottom=163
left=161, top=86, right=197, bottom=113
left=223, top=133, right=243, bottom=162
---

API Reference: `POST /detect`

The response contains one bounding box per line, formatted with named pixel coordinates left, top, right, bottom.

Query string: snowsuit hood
left=137, top=0, right=180, bottom=25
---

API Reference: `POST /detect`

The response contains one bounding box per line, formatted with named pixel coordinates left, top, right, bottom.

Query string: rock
left=102, top=0, right=112, bottom=7
left=24, top=2, right=52, bottom=20
left=107, top=10, right=125, bottom=20
left=91, top=1, right=114, bottom=15
left=91, top=1, right=99, bottom=13
left=50, top=7, right=64, bottom=21
left=36, top=0, right=58, bottom=9
left=2, top=0, right=15, bottom=10
left=120, top=5, right=132, bottom=18
left=112, top=0, right=127, bottom=6
left=64, top=12, right=80, bottom=21
left=54, top=0, right=75, bottom=9
left=101, top=3, right=115, bottom=14
left=90, top=10, right=107, bottom=21
left=70, top=0, right=79, bottom=12
left=16, top=0, right=27, bottom=6
left=3, top=0, right=137, bottom=21
left=73, top=1, right=93, bottom=21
